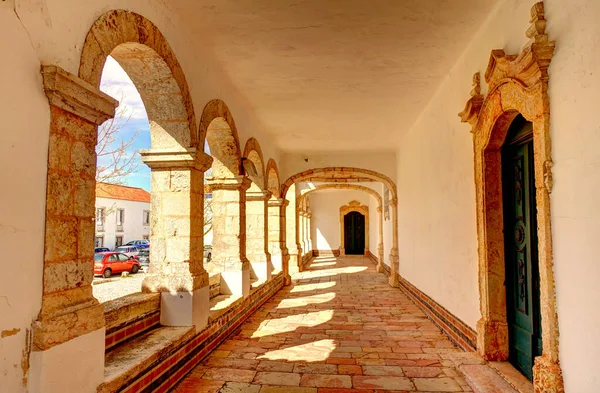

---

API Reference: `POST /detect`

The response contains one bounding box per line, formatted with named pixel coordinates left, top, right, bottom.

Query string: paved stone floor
left=172, top=256, right=473, bottom=392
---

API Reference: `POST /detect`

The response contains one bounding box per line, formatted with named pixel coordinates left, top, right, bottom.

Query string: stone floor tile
left=219, top=382, right=262, bottom=393
left=172, top=257, right=504, bottom=393
left=300, top=374, right=353, bottom=388
left=293, top=363, right=339, bottom=374
left=362, top=365, right=404, bottom=376
left=201, top=368, right=256, bottom=383
left=352, top=375, right=414, bottom=390
left=254, top=371, right=302, bottom=386
left=412, top=377, right=462, bottom=392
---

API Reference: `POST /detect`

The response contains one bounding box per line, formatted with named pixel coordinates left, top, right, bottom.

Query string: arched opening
left=243, top=138, right=272, bottom=284
left=343, top=211, right=366, bottom=255
left=281, top=167, right=398, bottom=285
left=200, top=99, right=250, bottom=298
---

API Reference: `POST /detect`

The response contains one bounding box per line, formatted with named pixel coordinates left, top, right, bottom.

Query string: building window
left=115, top=236, right=123, bottom=247
left=95, top=236, right=104, bottom=247
left=143, top=210, right=150, bottom=226
left=116, top=208, right=125, bottom=231
left=96, top=207, right=105, bottom=229
left=142, top=235, right=149, bottom=241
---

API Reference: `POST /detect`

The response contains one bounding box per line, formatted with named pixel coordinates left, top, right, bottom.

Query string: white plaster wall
left=394, top=0, right=533, bottom=331
left=0, top=5, right=49, bottom=392
left=367, top=193, right=379, bottom=258
left=393, top=0, right=600, bottom=389
left=309, top=190, right=376, bottom=253
left=545, top=0, right=600, bottom=390
left=95, top=197, right=150, bottom=250
left=280, top=152, right=397, bottom=182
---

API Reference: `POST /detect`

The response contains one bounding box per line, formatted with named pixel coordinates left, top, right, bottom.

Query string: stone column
left=376, top=206, right=384, bottom=272
left=297, top=209, right=306, bottom=270
left=206, top=176, right=251, bottom=297
left=31, top=65, right=118, bottom=393
left=140, top=148, right=212, bottom=329
left=306, top=212, right=313, bottom=257
left=268, top=198, right=291, bottom=285
left=389, top=200, right=400, bottom=287
left=246, top=190, right=272, bottom=282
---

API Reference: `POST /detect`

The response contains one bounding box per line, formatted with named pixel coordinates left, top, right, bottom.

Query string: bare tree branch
left=96, top=97, right=141, bottom=185
left=204, top=197, right=213, bottom=236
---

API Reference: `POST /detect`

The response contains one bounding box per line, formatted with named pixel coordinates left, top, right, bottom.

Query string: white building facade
left=94, top=183, right=151, bottom=250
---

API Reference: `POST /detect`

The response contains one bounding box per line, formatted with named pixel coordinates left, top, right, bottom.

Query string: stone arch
left=79, top=10, right=197, bottom=150
left=339, top=201, right=369, bottom=256
left=266, top=159, right=281, bottom=198
left=281, top=167, right=397, bottom=201
left=200, top=99, right=243, bottom=178
left=243, top=137, right=266, bottom=192
left=458, top=3, right=562, bottom=389
left=298, top=184, right=385, bottom=271
left=299, top=184, right=382, bottom=208
left=282, top=167, right=399, bottom=285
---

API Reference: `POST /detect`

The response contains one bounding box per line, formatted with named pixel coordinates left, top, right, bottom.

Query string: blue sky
left=99, top=57, right=151, bottom=191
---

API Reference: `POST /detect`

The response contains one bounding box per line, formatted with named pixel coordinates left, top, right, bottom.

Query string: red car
left=94, top=252, right=141, bottom=278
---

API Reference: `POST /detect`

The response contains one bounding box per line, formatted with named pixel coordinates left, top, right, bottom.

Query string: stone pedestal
left=247, top=190, right=272, bottom=282
left=141, top=148, right=213, bottom=330
left=32, top=66, right=118, bottom=392
left=207, top=176, right=252, bottom=297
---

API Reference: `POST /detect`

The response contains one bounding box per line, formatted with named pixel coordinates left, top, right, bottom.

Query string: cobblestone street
left=173, top=256, right=474, bottom=392
left=93, top=272, right=146, bottom=303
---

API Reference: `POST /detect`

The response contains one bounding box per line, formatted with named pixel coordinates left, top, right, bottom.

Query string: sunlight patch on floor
left=257, top=339, right=337, bottom=362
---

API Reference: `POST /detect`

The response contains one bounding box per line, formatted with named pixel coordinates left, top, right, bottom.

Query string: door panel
left=502, top=120, right=542, bottom=381
left=344, top=212, right=365, bottom=255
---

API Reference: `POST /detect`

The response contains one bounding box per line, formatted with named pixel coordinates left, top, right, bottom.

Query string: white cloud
left=100, top=56, right=148, bottom=120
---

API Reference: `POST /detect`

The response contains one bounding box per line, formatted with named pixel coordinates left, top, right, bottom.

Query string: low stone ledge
left=104, top=292, right=160, bottom=332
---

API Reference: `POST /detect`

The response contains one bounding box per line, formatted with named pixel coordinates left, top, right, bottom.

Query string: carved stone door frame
left=458, top=3, right=563, bottom=391
left=339, top=201, right=369, bottom=256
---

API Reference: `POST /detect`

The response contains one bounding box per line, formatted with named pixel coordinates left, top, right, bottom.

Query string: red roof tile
left=96, top=182, right=151, bottom=203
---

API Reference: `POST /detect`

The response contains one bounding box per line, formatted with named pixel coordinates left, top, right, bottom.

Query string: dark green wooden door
left=502, top=116, right=542, bottom=380
left=344, top=212, right=365, bottom=255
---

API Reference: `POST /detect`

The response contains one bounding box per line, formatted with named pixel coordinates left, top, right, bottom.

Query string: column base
left=220, top=267, right=251, bottom=298
left=250, top=260, right=273, bottom=282
left=160, top=285, right=210, bottom=332
left=388, top=274, right=400, bottom=288
left=29, top=328, right=105, bottom=393
left=533, top=355, right=565, bottom=393
left=476, top=318, right=509, bottom=361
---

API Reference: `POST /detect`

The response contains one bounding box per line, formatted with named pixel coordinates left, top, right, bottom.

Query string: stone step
left=99, top=326, right=195, bottom=393
left=460, top=364, right=520, bottom=393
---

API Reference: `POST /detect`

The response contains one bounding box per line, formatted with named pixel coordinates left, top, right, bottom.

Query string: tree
left=96, top=103, right=140, bottom=184
left=204, top=196, right=213, bottom=236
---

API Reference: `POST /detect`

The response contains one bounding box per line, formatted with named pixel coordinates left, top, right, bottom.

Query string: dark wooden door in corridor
left=344, top=211, right=365, bottom=255
left=502, top=115, right=542, bottom=380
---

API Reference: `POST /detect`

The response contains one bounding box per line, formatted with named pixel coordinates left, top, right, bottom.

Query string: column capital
left=268, top=197, right=289, bottom=208
left=247, top=190, right=272, bottom=201
left=140, top=148, right=213, bottom=171
left=41, top=65, right=118, bottom=125
left=206, top=175, right=251, bottom=191
left=306, top=213, right=312, bottom=219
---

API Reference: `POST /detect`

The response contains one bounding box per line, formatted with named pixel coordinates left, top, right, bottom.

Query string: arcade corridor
left=172, top=257, right=509, bottom=392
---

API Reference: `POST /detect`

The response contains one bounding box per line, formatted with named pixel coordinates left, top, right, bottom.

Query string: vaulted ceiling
left=177, top=0, right=498, bottom=152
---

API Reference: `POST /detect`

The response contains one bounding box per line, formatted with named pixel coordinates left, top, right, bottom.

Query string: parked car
left=124, top=239, right=150, bottom=249
left=137, top=249, right=150, bottom=266
left=94, top=252, right=140, bottom=278
left=114, top=245, right=140, bottom=259
left=204, top=245, right=212, bottom=262
left=94, top=247, right=110, bottom=253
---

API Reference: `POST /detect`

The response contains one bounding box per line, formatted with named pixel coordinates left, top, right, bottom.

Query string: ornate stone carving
left=458, top=72, right=484, bottom=129
left=460, top=2, right=563, bottom=391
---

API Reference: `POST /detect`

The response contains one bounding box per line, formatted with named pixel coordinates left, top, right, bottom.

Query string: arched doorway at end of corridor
left=339, top=200, right=369, bottom=256
left=344, top=211, right=365, bottom=255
